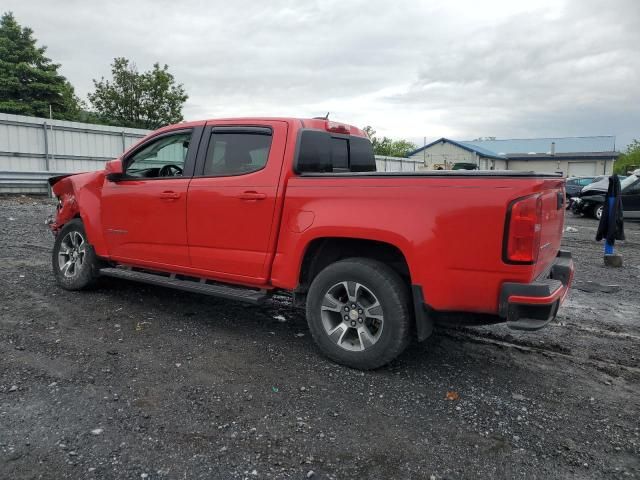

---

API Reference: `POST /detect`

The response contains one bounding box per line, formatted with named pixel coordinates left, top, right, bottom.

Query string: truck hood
left=48, top=173, right=75, bottom=187
left=50, top=170, right=104, bottom=193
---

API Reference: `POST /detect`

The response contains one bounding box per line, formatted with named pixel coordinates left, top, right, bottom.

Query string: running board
left=99, top=267, right=268, bottom=304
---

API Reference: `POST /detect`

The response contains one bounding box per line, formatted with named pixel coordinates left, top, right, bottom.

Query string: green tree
left=88, top=57, right=188, bottom=129
left=0, top=12, right=82, bottom=119
left=363, top=125, right=417, bottom=157
left=614, top=139, right=640, bottom=175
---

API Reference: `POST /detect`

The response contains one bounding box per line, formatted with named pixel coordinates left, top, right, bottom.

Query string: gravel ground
left=1, top=195, right=639, bottom=480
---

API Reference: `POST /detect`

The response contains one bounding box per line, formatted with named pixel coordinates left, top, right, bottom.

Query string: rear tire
left=306, top=258, right=411, bottom=370
left=52, top=218, right=100, bottom=290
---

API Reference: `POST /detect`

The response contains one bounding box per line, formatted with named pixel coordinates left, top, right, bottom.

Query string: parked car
left=48, top=117, right=574, bottom=369
left=566, top=176, right=599, bottom=209
left=566, top=176, right=597, bottom=197
left=452, top=162, right=479, bottom=170
left=580, top=175, right=627, bottom=196
left=572, top=171, right=640, bottom=220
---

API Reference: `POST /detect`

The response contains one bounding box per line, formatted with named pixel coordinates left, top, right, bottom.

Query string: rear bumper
left=411, top=250, right=574, bottom=341
left=499, top=250, right=574, bottom=330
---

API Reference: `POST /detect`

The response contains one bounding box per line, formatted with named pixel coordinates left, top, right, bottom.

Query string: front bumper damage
left=499, top=250, right=574, bottom=330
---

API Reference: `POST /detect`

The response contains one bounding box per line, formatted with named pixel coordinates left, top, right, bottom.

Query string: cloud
left=384, top=0, right=640, bottom=145
left=3, top=0, right=639, bottom=147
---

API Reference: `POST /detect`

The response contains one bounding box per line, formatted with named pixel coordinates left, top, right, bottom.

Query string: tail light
left=503, top=194, right=543, bottom=264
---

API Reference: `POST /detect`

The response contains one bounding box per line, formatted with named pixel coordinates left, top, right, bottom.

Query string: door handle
left=159, top=191, right=181, bottom=199
left=238, top=191, right=266, bottom=201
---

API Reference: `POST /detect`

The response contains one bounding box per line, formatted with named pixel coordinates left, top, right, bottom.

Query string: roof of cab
left=157, top=118, right=367, bottom=137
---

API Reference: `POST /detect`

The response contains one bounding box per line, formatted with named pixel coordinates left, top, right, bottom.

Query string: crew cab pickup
left=49, top=118, right=574, bottom=369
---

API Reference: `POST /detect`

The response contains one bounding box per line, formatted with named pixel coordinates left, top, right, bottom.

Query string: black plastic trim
left=498, top=280, right=563, bottom=318
left=212, top=126, right=272, bottom=135
left=411, top=285, right=434, bottom=342
left=100, top=266, right=268, bottom=304
left=497, top=250, right=573, bottom=330
left=298, top=171, right=563, bottom=178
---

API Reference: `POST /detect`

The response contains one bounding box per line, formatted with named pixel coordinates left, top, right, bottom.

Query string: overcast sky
left=5, top=0, right=640, bottom=149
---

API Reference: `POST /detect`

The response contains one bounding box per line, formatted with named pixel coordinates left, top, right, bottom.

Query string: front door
left=101, top=127, right=201, bottom=268
left=186, top=121, right=288, bottom=283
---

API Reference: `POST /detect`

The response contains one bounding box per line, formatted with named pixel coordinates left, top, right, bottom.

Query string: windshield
left=621, top=174, right=638, bottom=190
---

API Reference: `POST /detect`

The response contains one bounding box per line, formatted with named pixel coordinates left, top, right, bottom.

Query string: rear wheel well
left=296, top=238, right=411, bottom=302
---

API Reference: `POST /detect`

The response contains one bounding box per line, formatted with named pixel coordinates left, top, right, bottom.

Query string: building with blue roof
left=407, top=136, right=619, bottom=176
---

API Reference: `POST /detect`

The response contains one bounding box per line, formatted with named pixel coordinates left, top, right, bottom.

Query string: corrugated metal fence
left=0, top=113, right=423, bottom=194
left=0, top=113, right=150, bottom=194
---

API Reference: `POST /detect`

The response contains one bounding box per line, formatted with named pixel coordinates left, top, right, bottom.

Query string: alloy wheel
left=320, top=281, right=384, bottom=352
left=57, top=231, right=86, bottom=278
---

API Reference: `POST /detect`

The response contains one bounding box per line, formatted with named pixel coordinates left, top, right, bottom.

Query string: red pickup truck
left=49, top=117, right=574, bottom=369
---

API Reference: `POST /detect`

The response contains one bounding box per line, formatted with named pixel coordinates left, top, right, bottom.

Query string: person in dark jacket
left=596, top=174, right=625, bottom=246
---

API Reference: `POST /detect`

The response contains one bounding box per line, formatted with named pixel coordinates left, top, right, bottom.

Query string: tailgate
left=534, top=180, right=566, bottom=278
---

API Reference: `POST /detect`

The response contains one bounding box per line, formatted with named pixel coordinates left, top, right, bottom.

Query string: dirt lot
left=1, top=196, right=639, bottom=480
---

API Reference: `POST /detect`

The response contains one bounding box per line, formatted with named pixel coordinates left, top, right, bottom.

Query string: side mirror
left=105, top=159, right=124, bottom=182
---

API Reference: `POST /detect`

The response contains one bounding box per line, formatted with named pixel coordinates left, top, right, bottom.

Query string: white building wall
left=493, top=159, right=508, bottom=170
left=506, top=159, right=612, bottom=176
left=375, top=155, right=422, bottom=172
left=409, top=142, right=476, bottom=169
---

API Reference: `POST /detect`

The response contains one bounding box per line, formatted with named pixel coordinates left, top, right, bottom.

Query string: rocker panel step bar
left=99, top=267, right=268, bottom=304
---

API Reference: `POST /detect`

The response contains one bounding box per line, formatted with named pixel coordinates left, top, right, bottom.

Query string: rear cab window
left=295, top=129, right=376, bottom=173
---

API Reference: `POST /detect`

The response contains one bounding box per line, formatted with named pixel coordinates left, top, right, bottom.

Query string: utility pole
left=423, top=136, right=426, bottom=168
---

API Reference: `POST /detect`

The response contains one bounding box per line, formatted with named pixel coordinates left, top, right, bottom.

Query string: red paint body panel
left=269, top=175, right=564, bottom=313
left=49, top=117, right=569, bottom=317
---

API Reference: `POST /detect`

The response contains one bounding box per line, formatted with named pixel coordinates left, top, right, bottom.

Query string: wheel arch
left=291, top=235, right=434, bottom=342
left=295, top=236, right=412, bottom=298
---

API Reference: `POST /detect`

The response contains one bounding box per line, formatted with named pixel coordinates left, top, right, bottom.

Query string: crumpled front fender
left=49, top=176, right=79, bottom=236
left=49, top=171, right=110, bottom=257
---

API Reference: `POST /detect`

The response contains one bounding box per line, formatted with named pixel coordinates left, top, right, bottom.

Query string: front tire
left=594, top=204, right=604, bottom=220
left=52, top=218, right=100, bottom=290
left=306, top=258, right=411, bottom=370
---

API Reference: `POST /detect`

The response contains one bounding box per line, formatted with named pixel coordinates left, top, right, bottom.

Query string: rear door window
left=202, top=130, right=272, bottom=176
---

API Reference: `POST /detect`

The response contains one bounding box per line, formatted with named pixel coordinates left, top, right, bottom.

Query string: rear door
left=186, top=121, right=288, bottom=282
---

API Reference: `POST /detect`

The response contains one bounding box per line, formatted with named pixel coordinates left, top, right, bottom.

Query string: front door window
left=126, top=132, right=191, bottom=178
